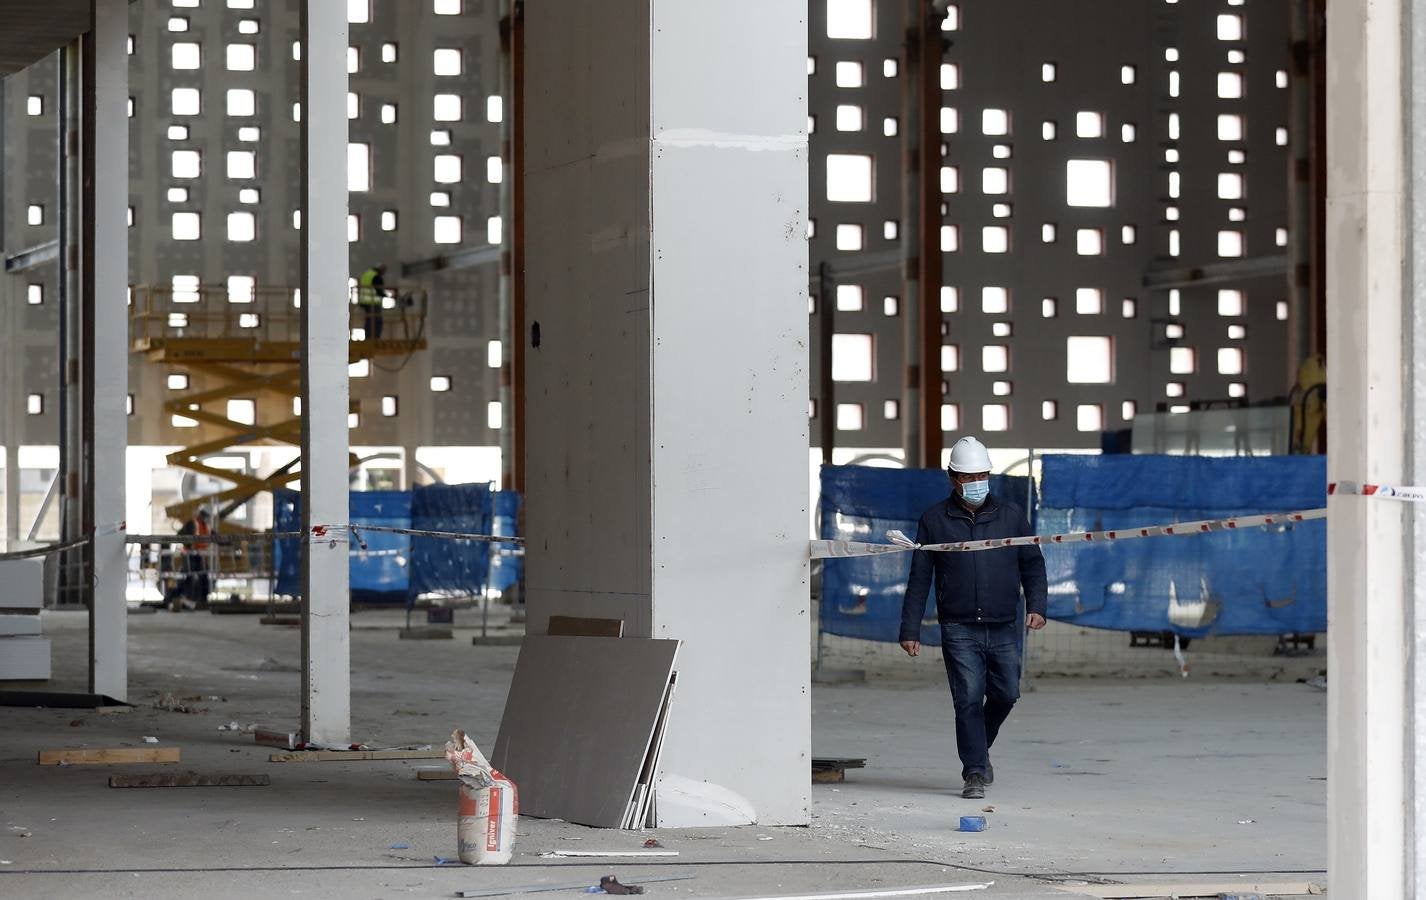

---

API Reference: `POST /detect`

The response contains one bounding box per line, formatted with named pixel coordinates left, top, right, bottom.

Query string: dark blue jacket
left=898, top=493, right=1048, bottom=641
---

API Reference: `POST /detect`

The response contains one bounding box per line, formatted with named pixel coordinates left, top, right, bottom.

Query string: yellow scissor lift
left=129, top=282, right=427, bottom=592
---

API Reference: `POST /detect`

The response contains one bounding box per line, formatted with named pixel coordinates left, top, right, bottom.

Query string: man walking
left=899, top=436, right=1048, bottom=800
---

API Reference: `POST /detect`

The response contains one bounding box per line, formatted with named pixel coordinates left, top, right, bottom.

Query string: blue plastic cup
left=959, top=815, right=987, bottom=832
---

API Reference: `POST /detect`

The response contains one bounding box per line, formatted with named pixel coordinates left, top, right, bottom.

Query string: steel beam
left=1141, top=255, right=1290, bottom=290
left=4, top=240, right=59, bottom=273
left=399, top=244, right=500, bottom=278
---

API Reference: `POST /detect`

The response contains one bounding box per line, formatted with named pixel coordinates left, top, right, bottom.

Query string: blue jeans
left=941, top=621, right=1021, bottom=781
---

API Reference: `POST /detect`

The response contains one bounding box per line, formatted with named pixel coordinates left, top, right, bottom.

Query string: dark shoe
left=986, top=761, right=994, bottom=785
left=961, top=774, right=987, bottom=799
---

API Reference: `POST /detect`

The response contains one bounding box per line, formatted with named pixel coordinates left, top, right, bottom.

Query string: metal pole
left=509, top=1, right=526, bottom=497
left=817, top=261, right=835, bottom=465
left=299, top=0, right=352, bottom=746
left=1022, top=448, right=1035, bottom=693
left=497, top=1, right=515, bottom=492
left=915, top=5, right=944, bottom=469
left=899, top=0, right=922, bottom=468
left=58, top=45, right=82, bottom=606
left=900, top=2, right=946, bottom=469
left=1286, top=0, right=1312, bottom=386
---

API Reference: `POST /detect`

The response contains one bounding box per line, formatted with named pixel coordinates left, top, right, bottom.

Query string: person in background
left=165, top=508, right=212, bottom=610
left=357, top=263, right=389, bottom=340
left=899, top=435, right=1048, bottom=801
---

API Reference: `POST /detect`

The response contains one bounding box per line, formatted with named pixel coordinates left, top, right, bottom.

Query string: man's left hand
left=1026, top=613, right=1046, bottom=630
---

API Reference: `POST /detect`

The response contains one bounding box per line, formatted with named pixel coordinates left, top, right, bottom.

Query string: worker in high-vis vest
left=358, top=263, right=388, bottom=340
left=165, top=508, right=212, bottom=611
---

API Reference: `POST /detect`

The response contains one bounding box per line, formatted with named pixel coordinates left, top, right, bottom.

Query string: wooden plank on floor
left=547, top=615, right=624, bottom=638
left=267, top=749, right=446, bottom=763
left=1049, top=881, right=1323, bottom=898
left=109, top=773, right=270, bottom=788
left=39, top=747, right=180, bottom=765
left=416, top=767, right=457, bottom=781
left=491, top=635, right=680, bottom=829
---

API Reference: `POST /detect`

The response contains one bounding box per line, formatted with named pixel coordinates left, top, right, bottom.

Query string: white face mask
left=958, top=478, right=989, bottom=507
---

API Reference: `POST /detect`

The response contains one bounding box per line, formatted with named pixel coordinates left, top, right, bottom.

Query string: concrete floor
left=0, top=609, right=1326, bottom=899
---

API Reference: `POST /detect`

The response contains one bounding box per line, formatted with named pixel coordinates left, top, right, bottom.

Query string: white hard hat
left=947, top=436, right=992, bottom=474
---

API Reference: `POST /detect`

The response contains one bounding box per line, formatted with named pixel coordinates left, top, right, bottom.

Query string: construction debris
left=812, top=757, right=866, bottom=784
left=597, top=875, right=646, bottom=895
left=445, top=728, right=517, bottom=865
left=268, top=748, right=445, bottom=762
left=539, top=850, right=679, bottom=858
left=108, top=773, right=269, bottom=788
left=1050, top=882, right=1323, bottom=899
left=154, top=693, right=207, bottom=714
left=252, top=728, right=299, bottom=748
left=454, top=874, right=695, bottom=899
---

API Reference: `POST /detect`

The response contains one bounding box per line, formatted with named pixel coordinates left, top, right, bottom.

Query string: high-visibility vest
left=358, top=268, right=382, bottom=306
left=194, top=517, right=210, bottom=550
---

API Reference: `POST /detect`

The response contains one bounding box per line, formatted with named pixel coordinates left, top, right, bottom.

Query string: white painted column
left=1325, top=0, right=1416, bottom=894
left=87, top=0, right=129, bottom=700
left=299, top=0, right=351, bottom=745
left=1408, top=1, right=1426, bottom=892
left=525, top=1, right=809, bottom=825
left=3, top=444, right=17, bottom=551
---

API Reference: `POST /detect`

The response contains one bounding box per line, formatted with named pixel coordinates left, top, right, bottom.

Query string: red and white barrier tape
left=1328, top=481, right=1426, bottom=502
left=810, top=508, right=1328, bottom=559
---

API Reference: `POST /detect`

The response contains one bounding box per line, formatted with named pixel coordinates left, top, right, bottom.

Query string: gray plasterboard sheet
left=492, top=635, right=679, bottom=828
left=0, top=616, right=41, bottom=636
left=0, top=637, right=51, bottom=680
left=0, top=559, right=43, bottom=609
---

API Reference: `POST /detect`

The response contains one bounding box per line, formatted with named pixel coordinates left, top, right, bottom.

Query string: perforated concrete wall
left=3, top=0, right=1295, bottom=457
left=808, top=0, right=1293, bottom=450
left=2, top=0, right=503, bottom=450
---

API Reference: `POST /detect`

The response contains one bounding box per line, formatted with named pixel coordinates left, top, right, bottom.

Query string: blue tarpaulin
left=818, top=456, right=1326, bottom=644
left=1037, top=454, right=1326, bottom=636
left=489, top=490, right=523, bottom=592
left=273, top=483, right=506, bottom=603
left=273, top=489, right=413, bottom=603
left=407, top=483, right=494, bottom=599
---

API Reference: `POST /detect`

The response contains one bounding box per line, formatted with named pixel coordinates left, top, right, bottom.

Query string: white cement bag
left=445, top=729, right=518, bottom=865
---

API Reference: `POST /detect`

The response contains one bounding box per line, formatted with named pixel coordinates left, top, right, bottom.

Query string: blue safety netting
left=819, top=466, right=1033, bottom=646
left=488, top=490, right=523, bottom=593
left=273, top=483, right=516, bottom=603
left=407, top=482, right=493, bottom=599
left=818, top=455, right=1327, bottom=644
left=1038, top=454, right=1325, bottom=636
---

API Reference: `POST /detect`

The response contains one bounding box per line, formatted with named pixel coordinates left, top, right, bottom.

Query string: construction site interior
left=0, top=0, right=1419, bottom=898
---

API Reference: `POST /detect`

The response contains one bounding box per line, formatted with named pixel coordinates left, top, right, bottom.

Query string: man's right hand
left=899, top=640, right=920, bottom=658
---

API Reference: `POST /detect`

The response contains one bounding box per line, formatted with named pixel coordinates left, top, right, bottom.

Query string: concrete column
left=4, top=444, right=17, bottom=551
left=85, top=0, right=129, bottom=700
left=525, top=1, right=809, bottom=824
left=299, top=0, right=351, bottom=745
left=1408, top=0, right=1426, bottom=890
left=1325, top=0, right=1416, bottom=893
